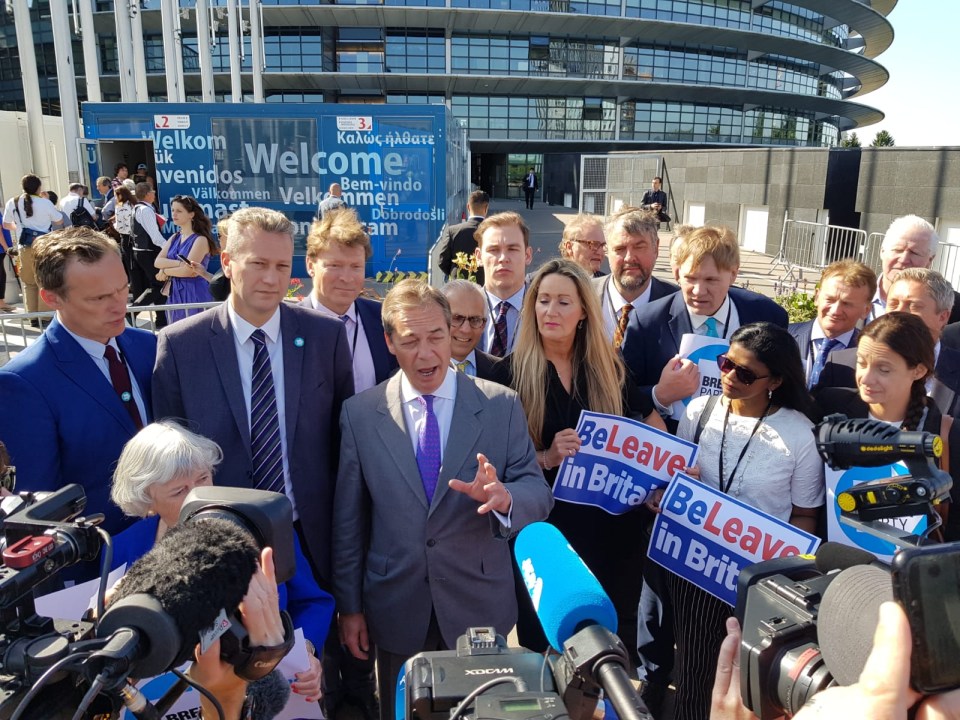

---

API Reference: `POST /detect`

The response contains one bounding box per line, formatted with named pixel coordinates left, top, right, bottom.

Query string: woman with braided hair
left=815, top=311, right=960, bottom=540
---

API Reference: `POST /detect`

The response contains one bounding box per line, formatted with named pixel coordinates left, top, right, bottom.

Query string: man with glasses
left=559, top=214, right=607, bottom=278
left=303, top=208, right=396, bottom=394
left=594, top=208, right=678, bottom=347
left=440, top=280, right=496, bottom=380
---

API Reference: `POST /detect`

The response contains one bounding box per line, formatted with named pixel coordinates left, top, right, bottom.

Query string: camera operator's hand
left=710, top=617, right=755, bottom=720
left=339, top=612, right=370, bottom=661
left=793, top=602, right=960, bottom=720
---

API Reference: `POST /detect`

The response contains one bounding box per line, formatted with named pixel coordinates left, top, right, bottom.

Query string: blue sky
left=855, top=0, right=960, bottom=147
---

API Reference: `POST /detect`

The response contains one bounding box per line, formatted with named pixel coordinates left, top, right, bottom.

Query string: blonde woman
left=491, top=258, right=665, bottom=662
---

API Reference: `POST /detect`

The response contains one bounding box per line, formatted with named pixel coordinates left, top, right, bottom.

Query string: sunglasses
left=716, top=354, right=769, bottom=386
left=452, top=314, right=486, bottom=329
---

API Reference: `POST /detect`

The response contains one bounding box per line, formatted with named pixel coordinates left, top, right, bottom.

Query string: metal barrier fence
left=932, top=241, right=960, bottom=290
left=775, top=219, right=874, bottom=283
left=0, top=301, right=220, bottom=366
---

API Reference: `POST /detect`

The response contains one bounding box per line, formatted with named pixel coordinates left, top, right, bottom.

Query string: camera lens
left=772, top=642, right=836, bottom=716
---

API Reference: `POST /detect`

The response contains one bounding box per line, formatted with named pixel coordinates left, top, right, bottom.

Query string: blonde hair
left=306, top=208, right=372, bottom=260
left=512, top=259, right=625, bottom=448
left=673, top=225, right=740, bottom=271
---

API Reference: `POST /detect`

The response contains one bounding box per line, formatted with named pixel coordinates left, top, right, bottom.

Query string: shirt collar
left=450, top=349, right=477, bottom=371
left=609, top=277, right=651, bottom=311
left=57, top=315, right=122, bottom=359
left=227, top=302, right=282, bottom=344
left=812, top=321, right=857, bottom=348
left=485, top=284, right=525, bottom=311
left=400, top=363, right=458, bottom=404
left=689, top=294, right=731, bottom=329
left=310, top=295, right=355, bottom=322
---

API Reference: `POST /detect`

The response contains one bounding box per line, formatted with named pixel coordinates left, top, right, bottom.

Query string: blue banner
left=648, top=474, right=820, bottom=605
left=552, top=411, right=699, bottom=515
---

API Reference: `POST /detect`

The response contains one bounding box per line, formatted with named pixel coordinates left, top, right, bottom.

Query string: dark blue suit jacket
left=620, top=287, right=788, bottom=424
left=788, top=320, right=860, bottom=384
left=355, top=296, right=399, bottom=383
left=152, top=302, right=355, bottom=585
left=0, top=318, right=156, bottom=536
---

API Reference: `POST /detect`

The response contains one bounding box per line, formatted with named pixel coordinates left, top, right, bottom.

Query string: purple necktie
left=490, top=302, right=509, bottom=357
left=416, top=395, right=441, bottom=502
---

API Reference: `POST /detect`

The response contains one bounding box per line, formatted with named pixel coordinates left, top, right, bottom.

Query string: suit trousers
left=376, top=610, right=446, bottom=720
left=130, top=247, right=167, bottom=328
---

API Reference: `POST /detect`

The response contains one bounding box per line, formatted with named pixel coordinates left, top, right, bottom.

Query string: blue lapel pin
left=294, top=336, right=305, bottom=348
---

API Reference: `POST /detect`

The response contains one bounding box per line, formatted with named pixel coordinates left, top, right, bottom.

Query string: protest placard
left=670, top=334, right=730, bottom=420
left=553, top=410, right=698, bottom=515
left=647, top=474, right=820, bottom=605
left=824, top=464, right=926, bottom=563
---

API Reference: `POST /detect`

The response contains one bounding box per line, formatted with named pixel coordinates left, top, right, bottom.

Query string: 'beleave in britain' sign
left=552, top=410, right=699, bottom=515
left=670, top=334, right=730, bottom=421
left=648, top=474, right=820, bottom=605
left=824, top=463, right=926, bottom=563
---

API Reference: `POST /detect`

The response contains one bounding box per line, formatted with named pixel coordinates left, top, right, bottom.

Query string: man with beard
left=593, top=209, right=678, bottom=349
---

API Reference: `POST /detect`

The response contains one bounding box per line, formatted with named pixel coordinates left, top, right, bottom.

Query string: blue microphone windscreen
left=514, top=522, right=618, bottom=652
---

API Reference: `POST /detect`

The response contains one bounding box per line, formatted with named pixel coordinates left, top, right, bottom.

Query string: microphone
left=94, top=518, right=260, bottom=680
left=814, top=542, right=884, bottom=573
left=248, top=669, right=291, bottom=719
left=514, top=523, right=651, bottom=720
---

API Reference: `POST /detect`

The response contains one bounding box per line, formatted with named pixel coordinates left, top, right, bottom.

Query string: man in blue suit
left=621, top=225, right=788, bottom=431
left=788, top=259, right=874, bottom=389
left=0, top=227, right=156, bottom=538
left=302, top=208, right=397, bottom=393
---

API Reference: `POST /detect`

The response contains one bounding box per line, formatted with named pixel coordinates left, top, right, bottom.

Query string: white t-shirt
left=2, top=195, right=62, bottom=238
left=678, top=394, right=825, bottom=522
left=59, top=193, right=96, bottom=226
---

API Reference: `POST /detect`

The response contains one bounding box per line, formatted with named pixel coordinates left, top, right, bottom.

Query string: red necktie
left=104, top=345, right=143, bottom=430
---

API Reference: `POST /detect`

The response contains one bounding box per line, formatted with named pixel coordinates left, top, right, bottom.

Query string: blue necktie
left=416, top=395, right=441, bottom=503
left=810, top=338, right=842, bottom=389
left=704, top=317, right=720, bottom=338
left=250, top=329, right=284, bottom=493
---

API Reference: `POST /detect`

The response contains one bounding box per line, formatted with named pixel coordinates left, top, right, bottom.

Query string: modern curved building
left=1, top=0, right=894, bottom=195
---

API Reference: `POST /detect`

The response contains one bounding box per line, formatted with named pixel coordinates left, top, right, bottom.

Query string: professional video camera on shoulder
left=0, top=484, right=295, bottom=719
left=735, top=414, right=960, bottom=720
left=400, top=523, right=653, bottom=720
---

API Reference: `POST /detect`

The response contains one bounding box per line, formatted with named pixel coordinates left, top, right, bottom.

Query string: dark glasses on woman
left=716, top=354, right=769, bottom=385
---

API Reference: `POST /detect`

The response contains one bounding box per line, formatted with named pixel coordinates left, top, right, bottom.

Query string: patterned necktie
left=250, top=329, right=284, bottom=493
left=704, top=316, right=720, bottom=338
left=339, top=315, right=349, bottom=324
left=809, top=337, right=842, bottom=389
left=416, top=395, right=441, bottom=502
left=613, top=303, right=633, bottom=350
left=104, top=345, right=143, bottom=430
left=490, top=301, right=510, bottom=357
left=456, top=360, right=470, bottom=374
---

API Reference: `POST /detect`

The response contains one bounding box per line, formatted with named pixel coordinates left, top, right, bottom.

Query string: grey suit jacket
left=152, top=302, right=355, bottom=585
left=332, top=371, right=553, bottom=655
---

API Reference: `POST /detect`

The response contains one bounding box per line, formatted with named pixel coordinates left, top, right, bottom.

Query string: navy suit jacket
left=152, top=302, right=355, bottom=585
left=438, top=217, right=484, bottom=283
left=620, top=287, right=788, bottom=423
left=788, top=320, right=860, bottom=383
left=0, top=318, right=156, bottom=536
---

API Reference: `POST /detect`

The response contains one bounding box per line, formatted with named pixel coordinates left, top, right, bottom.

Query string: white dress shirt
left=58, top=318, right=148, bottom=424
left=482, top=285, right=525, bottom=355
left=226, top=304, right=296, bottom=516
left=308, top=295, right=377, bottom=392
left=687, top=294, right=740, bottom=339
left=601, top=277, right=652, bottom=339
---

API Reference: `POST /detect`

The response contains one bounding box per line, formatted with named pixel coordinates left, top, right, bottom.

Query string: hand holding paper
left=655, top=355, right=700, bottom=405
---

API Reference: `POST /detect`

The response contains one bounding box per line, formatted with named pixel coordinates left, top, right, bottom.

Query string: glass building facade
left=1, top=0, right=892, bottom=149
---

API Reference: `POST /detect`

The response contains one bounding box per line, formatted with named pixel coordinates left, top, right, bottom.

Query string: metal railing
left=774, top=218, right=873, bottom=283
left=0, top=302, right=220, bottom=366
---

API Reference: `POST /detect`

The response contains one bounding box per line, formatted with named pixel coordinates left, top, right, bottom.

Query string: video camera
left=0, top=484, right=294, bottom=719
left=736, top=414, right=959, bottom=719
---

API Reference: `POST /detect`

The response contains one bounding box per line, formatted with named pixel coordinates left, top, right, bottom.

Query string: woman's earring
left=768, top=389, right=773, bottom=400
left=578, top=319, right=584, bottom=330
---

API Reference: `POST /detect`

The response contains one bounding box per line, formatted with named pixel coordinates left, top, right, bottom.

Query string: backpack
left=70, top=203, right=96, bottom=229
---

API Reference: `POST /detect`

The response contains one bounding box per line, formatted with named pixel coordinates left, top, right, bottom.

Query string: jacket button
left=426, top=539, right=437, bottom=547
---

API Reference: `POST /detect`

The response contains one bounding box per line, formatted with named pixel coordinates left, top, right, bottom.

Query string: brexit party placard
left=648, top=474, right=820, bottom=605
left=552, top=411, right=698, bottom=515
left=670, top=334, right=730, bottom=421
left=825, top=464, right=925, bottom=563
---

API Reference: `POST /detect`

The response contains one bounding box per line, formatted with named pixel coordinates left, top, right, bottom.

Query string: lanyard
left=717, top=398, right=771, bottom=495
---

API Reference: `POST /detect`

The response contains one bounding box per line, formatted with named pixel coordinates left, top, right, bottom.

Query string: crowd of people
left=1, top=171, right=960, bottom=720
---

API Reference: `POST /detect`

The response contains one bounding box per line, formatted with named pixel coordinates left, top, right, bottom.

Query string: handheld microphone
left=513, top=523, right=651, bottom=720
left=95, top=518, right=260, bottom=679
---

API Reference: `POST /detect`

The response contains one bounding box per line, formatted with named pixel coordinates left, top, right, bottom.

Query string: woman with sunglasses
left=491, top=258, right=665, bottom=663
left=815, top=312, right=960, bottom=542
left=649, top=321, right=823, bottom=720
left=154, top=195, right=218, bottom=322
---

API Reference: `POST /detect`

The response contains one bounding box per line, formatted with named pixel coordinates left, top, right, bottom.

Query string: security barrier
left=775, top=219, right=872, bottom=283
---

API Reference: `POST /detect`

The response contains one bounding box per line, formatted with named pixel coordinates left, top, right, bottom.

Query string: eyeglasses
left=716, top=354, right=769, bottom=386
left=452, top=314, right=486, bottom=329
left=573, top=239, right=606, bottom=252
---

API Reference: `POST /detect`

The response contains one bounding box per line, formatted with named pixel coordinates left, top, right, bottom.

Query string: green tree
left=840, top=131, right=861, bottom=148
left=870, top=129, right=895, bottom=147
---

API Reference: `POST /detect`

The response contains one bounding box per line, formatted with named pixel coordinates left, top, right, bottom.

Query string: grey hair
left=892, top=267, right=955, bottom=314
left=440, top=279, right=486, bottom=304
left=884, top=215, right=939, bottom=257
left=604, top=209, right=659, bottom=246
left=111, top=421, right=223, bottom=518
left=226, top=206, right=294, bottom=254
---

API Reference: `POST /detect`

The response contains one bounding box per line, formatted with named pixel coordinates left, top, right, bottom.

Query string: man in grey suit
left=153, top=206, right=355, bottom=589
left=332, top=279, right=553, bottom=720
left=595, top=209, right=678, bottom=348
